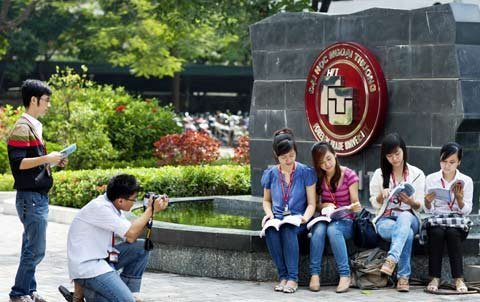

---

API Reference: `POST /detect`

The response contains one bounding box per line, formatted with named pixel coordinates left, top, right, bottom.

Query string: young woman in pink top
left=308, top=142, right=361, bottom=293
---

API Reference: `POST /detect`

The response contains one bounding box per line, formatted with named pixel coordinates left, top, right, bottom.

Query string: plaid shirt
left=419, top=213, right=472, bottom=245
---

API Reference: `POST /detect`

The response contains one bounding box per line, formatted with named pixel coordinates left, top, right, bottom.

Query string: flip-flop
left=283, top=286, right=297, bottom=293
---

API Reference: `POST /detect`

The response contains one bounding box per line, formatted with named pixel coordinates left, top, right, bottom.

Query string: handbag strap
left=366, top=247, right=382, bottom=263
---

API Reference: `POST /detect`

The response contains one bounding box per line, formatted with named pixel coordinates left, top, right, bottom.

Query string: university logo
left=305, top=42, right=387, bottom=156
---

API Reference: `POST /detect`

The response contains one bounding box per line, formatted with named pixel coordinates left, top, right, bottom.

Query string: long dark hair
left=272, top=128, right=297, bottom=161
left=380, top=133, right=408, bottom=189
left=440, top=142, right=462, bottom=161
left=311, top=141, right=341, bottom=194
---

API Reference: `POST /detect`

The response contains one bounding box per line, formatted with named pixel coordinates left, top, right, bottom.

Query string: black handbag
left=353, top=208, right=379, bottom=248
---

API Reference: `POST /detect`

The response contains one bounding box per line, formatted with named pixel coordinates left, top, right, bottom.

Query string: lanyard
left=324, top=179, right=337, bottom=207
left=111, top=233, right=115, bottom=249
left=279, top=164, right=296, bottom=209
left=440, top=179, right=456, bottom=210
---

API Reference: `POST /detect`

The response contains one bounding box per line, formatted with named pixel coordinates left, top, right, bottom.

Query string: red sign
left=305, top=42, right=387, bottom=156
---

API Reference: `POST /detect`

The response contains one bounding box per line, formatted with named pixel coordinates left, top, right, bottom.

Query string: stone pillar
left=249, top=3, right=480, bottom=212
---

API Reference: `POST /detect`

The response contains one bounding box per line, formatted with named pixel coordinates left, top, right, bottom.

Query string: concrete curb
left=0, top=191, right=79, bottom=225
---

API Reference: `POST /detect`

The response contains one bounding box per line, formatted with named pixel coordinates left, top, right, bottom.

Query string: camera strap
left=144, top=201, right=155, bottom=251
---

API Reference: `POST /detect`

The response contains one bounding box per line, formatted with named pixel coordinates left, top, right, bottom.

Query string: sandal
left=426, top=278, right=440, bottom=292
left=283, top=281, right=298, bottom=294
left=455, top=278, right=468, bottom=293
left=274, top=280, right=287, bottom=292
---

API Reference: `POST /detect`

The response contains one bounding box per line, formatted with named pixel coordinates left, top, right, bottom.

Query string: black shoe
left=58, top=286, right=73, bottom=302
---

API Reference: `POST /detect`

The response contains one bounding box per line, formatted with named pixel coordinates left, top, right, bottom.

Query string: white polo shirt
left=424, top=170, right=473, bottom=216
left=67, top=194, right=131, bottom=280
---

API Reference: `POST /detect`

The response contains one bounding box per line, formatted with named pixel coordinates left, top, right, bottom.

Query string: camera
left=143, top=192, right=167, bottom=211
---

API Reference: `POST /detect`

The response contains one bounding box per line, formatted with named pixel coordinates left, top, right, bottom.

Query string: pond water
left=133, top=199, right=262, bottom=230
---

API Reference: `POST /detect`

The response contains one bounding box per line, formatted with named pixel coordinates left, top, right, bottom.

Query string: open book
left=306, top=205, right=353, bottom=230
left=386, top=183, right=415, bottom=204
left=259, top=215, right=302, bottom=238
left=307, top=215, right=330, bottom=230
left=51, top=143, right=77, bottom=167
left=427, top=179, right=465, bottom=203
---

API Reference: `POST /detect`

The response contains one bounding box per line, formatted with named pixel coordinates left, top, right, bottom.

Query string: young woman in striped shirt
left=308, top=141, right=361, bottom=293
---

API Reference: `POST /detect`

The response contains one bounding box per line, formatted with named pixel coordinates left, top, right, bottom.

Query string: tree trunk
left=172, top=72, right=181, bottom=112
left=0, top=62, right=7, bottom=94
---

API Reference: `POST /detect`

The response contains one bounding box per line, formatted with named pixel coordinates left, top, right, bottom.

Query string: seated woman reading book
left=369, top=133, right=425, bottom=292
left=260, top=128, right=316, bottom=294
left=424, top=142, right=473, bottom=293
left=308, top=141, right=361, bottom=293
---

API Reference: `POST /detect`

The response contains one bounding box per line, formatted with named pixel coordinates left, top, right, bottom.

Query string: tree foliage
left=1, top=0, right=315, bottom=81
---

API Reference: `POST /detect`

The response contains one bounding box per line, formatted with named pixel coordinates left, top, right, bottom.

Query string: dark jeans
left=427, top=226, right=466, bottom=279
left=10, top=191, right=49, bottom=298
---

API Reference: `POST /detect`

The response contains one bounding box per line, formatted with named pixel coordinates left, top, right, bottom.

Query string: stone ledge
left=0, top=192, right=78, bottom=225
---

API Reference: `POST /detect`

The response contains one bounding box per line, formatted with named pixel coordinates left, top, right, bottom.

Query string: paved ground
left=2, top=211, right=480, bottom=302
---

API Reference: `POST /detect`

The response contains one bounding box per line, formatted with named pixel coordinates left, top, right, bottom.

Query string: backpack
left=350, top=247, right=388, bottom=289
left=353, top=208, right=379, bottom=248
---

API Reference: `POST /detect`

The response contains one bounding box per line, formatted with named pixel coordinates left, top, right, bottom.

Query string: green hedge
left=0, top=173, right=13, bottom=191
left=0, top=140, right=9, bottom=174
left=49, top=165, right=250, bottom=208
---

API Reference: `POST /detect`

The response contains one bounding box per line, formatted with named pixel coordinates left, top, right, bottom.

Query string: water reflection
left=133, top=200, right=262, bottom=230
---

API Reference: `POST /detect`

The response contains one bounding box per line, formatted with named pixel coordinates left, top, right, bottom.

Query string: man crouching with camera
left=66, top=174, right=168, bottom=302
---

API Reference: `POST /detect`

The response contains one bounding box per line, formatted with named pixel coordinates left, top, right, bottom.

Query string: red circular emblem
left=305, top=42, right=387, bottom=156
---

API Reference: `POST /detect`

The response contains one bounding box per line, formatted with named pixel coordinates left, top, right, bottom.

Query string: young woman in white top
left=369, top=133, right=425, bottom=292
left=424, top=142, right=473, bottom=293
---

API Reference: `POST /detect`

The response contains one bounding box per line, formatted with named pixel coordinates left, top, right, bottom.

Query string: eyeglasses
left=39, top=96, right=50, bottom=103
left=125, top=197, right=137, bottom=202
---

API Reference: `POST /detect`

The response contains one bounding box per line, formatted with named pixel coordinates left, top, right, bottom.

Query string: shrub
left=43, top=67, right=180, bottom=169
left=0, top=173, right=14, bottom=191
left=107, top=99, right=181, bottom=161
left=153, top=130, right=220, bottom=165
left=0, top=140, right=9, bottom=174
left=0, top=105, right=22, bottom=174
left=48, top=165, right=250, bottom=208
left=0, top=105, right=23, bottom=137
left=233, top=135, right=250, bottom=164
left=0, top=107, right=6, bottom=139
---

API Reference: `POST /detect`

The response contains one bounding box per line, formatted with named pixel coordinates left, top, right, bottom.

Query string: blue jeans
left=10, top=191, right=49, bottom=298
left=376, top=211, right=419, bottom=278
left=309, top=219, right=353, bottom=277
left=76, top=240, right=150, bottom=302
left=265, top=223, right=307, bottom=281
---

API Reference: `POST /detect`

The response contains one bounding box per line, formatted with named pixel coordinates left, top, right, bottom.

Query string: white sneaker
left=132, top=292, right=144, bottom=302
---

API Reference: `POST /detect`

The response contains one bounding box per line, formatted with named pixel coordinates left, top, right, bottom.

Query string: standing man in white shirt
left=67, top=174, right=168, bottom=302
